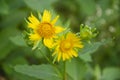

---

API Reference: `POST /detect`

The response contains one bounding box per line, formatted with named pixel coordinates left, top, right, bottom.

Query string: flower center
left=60, top=40, right=73, bottom=52
left=37, top=22, right=55, bottom=38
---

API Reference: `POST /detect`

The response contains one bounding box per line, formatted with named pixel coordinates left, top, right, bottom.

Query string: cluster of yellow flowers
left=26, top=10, right=84, bottom=62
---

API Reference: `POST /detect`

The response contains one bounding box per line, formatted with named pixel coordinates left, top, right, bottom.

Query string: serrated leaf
left=102, top=67, right=120, bottom=80
left=14, top=64, right=61, bottom=80
left=24, top=0, right=57, bottom=11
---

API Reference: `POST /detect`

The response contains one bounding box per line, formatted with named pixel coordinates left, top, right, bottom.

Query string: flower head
left=52, top=32, right=83, bottom=62
left=27, top=10, right=64, bottom=48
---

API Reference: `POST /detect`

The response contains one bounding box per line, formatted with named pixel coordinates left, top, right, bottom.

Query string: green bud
left=80, top=24, right=98, bottom=40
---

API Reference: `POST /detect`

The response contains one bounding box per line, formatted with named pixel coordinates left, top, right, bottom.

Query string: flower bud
left=80, top=24, right=98, bottom=40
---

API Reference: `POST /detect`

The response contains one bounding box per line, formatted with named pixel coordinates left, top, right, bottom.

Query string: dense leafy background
left=0, top=0, right=120, bottom=80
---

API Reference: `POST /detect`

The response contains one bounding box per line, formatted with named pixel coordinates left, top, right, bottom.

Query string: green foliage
left=0, top=0, right=119, bottom=80
left=66, top=58, right=87, bottom=80
left=14, top=64, right=61, bottom=80
left=10, top=35, right=27, bottom=47
left=0, top=27, right=17, bottom=60
left=79, top=39, right=110, bottom=62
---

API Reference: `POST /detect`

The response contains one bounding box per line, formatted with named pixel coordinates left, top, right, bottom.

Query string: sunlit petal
left=29, top=33, right=41, bottom=42
left=70, top=50, right=78, bottom=57
left=43, top=38, right=54, bottom=48
left=42, top=10, right=51, bottom=22
left=55, top=26, right=65, bottom=34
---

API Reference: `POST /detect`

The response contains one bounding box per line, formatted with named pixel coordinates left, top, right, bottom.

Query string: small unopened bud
left=80, top=24, right=98, bottom=41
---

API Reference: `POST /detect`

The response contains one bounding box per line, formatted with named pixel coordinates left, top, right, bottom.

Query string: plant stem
left=63, top=61, right=66, bottom=80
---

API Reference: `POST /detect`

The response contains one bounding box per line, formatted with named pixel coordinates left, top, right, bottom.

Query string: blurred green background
left=0, top=0, right=120, bottom=80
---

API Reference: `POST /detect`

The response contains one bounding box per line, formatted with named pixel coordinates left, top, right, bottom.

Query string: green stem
left=63, top=61, right=66, bottom=80
left=39, top=49, right=62, bottom=78
left=39, top=49, right=51, bottom=63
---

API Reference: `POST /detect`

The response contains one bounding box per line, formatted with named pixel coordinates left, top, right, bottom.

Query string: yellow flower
left=52, top=32, right=83, bottom=62
left=27, top=10, right=64, bottom=48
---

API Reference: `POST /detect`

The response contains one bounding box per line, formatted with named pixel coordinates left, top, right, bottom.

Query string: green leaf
left=79, top=42, right=102, bottom=62
left=79, top=39, right=111, bottom=62
left=2, top=54, right=37, bottom=80
left=102, top=67, right=120, bottom=80
left=2, top=57, right=28, bottom=75
left=14, top=64, right=61, bottom=80
left=24, top=0, right=57, bottom=11
left=10, top=35, right=27, bottom=47
left=79, top=53, right=92, bottom=62
left=13, top=73, right=39, bottom=80
left=80, top=42, right=102, bottom=55
left=66, top=58, right=87, bottom=80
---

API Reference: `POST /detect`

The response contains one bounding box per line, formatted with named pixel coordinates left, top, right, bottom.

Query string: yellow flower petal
left=28, top=13, right=40, bottom=23
left=70, top=50, right=78, bottom=57
left=62, top=53, right=66, bottom=61
left=68, top=52, right=73, bottom=58
left=65, top=53, right=69, bottom=60
left=29, top=33, right=41, bottom=42
left=28, top=13, right=40, bottom=29
left=51, top=15, right=59, bottom=25
left=43, top=38, right=54, bottom=48
left=28, top=22, right=37, bottom=29
left=74, top=44, right=84, bottom=48
left=42, top=10, right=51, bottom=22
left=55, top=26, right=65, bottom=34
left=66, top=32, right=75, bottom=39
